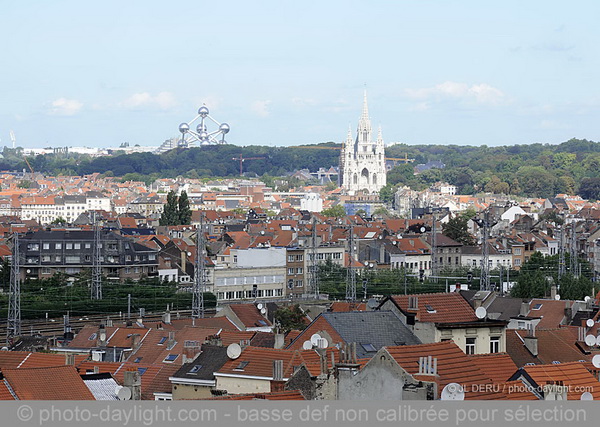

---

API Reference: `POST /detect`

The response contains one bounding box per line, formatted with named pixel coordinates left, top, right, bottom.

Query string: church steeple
left=361, top=90, right=369, bottom=122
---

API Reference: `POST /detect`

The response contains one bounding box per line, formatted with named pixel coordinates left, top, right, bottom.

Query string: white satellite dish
left=115, top=386, right=132, bottom=401
left=310, top=334, right=322, bottom=346
left=586, top=319, right=594, bottom=328
left=580, top=392, right=594, bottom=401
left=396, top=234, right=402, bottom=239
left=595, top=336, right=600, bottom=347
left=585, top=335, right=596, bottom=347
left=420, top=227, right=426, bottom=233
left=585, top=296, right=591, bottom=303
left=257, top=303, right=263, bottom=310
left=554, top=294, right=561, bottom=301
left=226, top=343, right=242, bottom=359
left=367, top=298, right=378, bottom=309
left=475, top=307, right=487, bottom=319
left=302, top=340, right=313, bottom=350
left=593, top=354, right=600, bottom=369
left=99, top=333, right=106, bottom=342
left=260, top=308, right=266, bottom=315
left=440, top=383, right=465, bottom=401
left=317, top=338, right=328, bottom=349
left=187, top=251, right=192, bottom=257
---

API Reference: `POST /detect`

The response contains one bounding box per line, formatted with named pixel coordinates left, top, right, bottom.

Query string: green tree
left=160, top=190, right=180, bottom=226
left=379, top=184, right=395, bottom=204
left=442, top=210, right=476, bottom=245
left=273, top=304, right=307, bottom=333
left=178, top=191, right=192, bottom=225
left=322, top=205, right=346, bottom=218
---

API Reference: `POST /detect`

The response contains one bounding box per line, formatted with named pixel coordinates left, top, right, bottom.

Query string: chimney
left=93, top=366, right=99, bottom=374
left=550, top=285, right=557, bottom=301
left=105, top=317, right=113, bottom=327
left=543, top=382, right=568, bottom=401
left=97, top=324, right=107, bottom=347
left=162, top=305, right=171, bottom=324
left=408, top=296, right=418, bottom=310
left=123, top=369, right=142, bottom=401
left=130, top=334, right=141, bottom=350
left=65, top=353, right=75, bottom=366
left=183, top=341, right=202, bottom=364
left=520, top=301, right=529, bottom=317
left=167, top=331, right=176, bottom=349
left=417, top=356, right=437, bottom=376
left=473, top=293, right=483, bottom=309
left=564, top=301, right=573, bottom=324
left=524, top=325, right=538, bottom=356
left=205, top=335, right=223, bottom=347
left=270, top=360, right=285, bottom=392
left=274, top=332, right=285, bottom=350
left=180, top=250, right=187, bottom=269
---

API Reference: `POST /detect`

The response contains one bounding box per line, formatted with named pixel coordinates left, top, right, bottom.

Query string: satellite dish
left=310, top=334, right=322, bottom=346
left=260, top=308, right=267, bottom=315
left=187, top=251, right=192, bottom=257
left=555, top=294, right=561, bottom=301
left=317, top=338, right=328, bottom=349
left=440, top=383, right=465, bottom=401
left=302, top=340, right=313, bottom=350
left=226, top=343, right=242, bottom=359
left=586, top=319, right=594, bottom=328
left=595, top=336, right=600, bottom=347
left=367, top=298, right=378, bottom=309
left=115, top=386, right=132, bottom=401
left=585, top=335, right=596, bottom=347
left=99, top=333, right=106, bottom=342
left=420, top=227, right=426, bottom=233
left=585, top=296, right=591, bottom=303
left=475, top=307, right=487, bottom=319
left=581, top=392, right=594, bottom=401
left=593, top=354, right=600, bottom=368
left=257, top=303, right=263, bottom=310
left=392, top=241, right=397, bottom=245
left=396, top=234, right=402, bottom=239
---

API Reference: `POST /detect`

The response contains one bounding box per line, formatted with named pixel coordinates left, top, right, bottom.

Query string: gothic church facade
left=339, top=92, right=387, bottom=194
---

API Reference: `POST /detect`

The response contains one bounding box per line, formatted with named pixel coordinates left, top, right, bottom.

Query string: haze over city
left=2, top=1, right=599, bottom=148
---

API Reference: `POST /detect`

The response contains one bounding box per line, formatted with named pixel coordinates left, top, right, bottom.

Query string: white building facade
left=339, top=92, right=387, bottom=194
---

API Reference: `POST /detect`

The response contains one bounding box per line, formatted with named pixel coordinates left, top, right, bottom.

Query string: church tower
left=339, top=91, right=387, bottom=194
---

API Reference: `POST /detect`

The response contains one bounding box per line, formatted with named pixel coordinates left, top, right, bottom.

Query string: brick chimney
left=270, top=360, right=285, bottom=392
left=123, top=369, right=141, bottom=400
left=524, top=324, right=538, bottom=356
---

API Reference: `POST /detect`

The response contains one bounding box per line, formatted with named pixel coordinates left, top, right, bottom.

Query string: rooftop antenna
left=9, top=130, right=16, bottom=149
left=474, top=210, right=496, bottom=291
left=192, top=213, right=206, bottom=318
left=346, top=223, right=356, bottom=302
left=91, top=211, right=102, bottom=300
left=558, top=217, right=566, bottom=279
left=570, top=221, right=579, bottom=278
left=7, top=232, right=21, bottom=343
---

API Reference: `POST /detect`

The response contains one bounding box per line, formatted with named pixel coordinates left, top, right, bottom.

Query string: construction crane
left=232, top=154, right=265, bottom=176
left=294, top=145, right=414, bottom=163
left=10, top=131, right=34, bottom=173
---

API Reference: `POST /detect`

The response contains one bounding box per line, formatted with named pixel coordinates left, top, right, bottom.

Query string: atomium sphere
left=219, top=123, right=230, bottom=134
left=199, top=131, right=208, bottom=140
left=178, top=123, right=190, bottom=133
left=196, top=124, right=205, bottom=133
left=198, top=106, right=209, bottom=117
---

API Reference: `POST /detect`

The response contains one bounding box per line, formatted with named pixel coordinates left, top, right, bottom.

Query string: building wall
left=215, top=376, right=271, bottom=394
left=436, top=325, right=506, bottom=355
left=171, top=383, right=213, bottom=400
left=213, top=266, right=286, bottom=302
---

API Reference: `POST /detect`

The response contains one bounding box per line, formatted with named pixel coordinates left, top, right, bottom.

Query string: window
left=296, top=254, right=304, bottom=261
left=296, top=280, right=303, bottom=287
left=288, top=255, right=294, bottom=262
left=288, top=268, right=295, bottom=275
left=27, top=244, right=39, bottom=251
left=296, top=267, right=303, bottom=274
left=234, top=361, right=249, bottom=371
left=42, top=255, right=51, bottom=262
left=42, top=243, right=50, bottom=250
left=55, top=243, right=62, bottom=249
left=85, top=243, right=91, bottom=249
left=189, top=365, right=202, bottom=374
left=74, top=243, right=81, bottom=250
left=361, top=343, right=377, bottom=352
left=514, top=248, right=522, bottom=255
left=55, top=256, right=61, bottom=262
left=158, top=336, right=167, bottom=345
left=515, top=258, right=521, bottom=266
left=65, top=256, right=80, bottom=264
left=532, top=303, right=543, bottom=310
left=138, top=368, right=148, bottom=375
left=425, top=304, right=436, bottom=313
left=134, top=357, right=143, bottom=363
left=466, top=337, right=476, bottom=355
left=163, top=354, right=178, bottom=362
left=490, top=336, right=500, bottom=353
left=66, top=243, right=73, bottom=250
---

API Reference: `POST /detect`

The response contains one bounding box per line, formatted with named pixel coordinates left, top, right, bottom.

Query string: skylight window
left=361, top=343, right=377, bottom=352
left=234, top=361, right=249, bottom=370
left=552, top=361, right=561, bottom=364
left=88, top=333, right=97, bottom=340
left=138, top=367, right=147, bottom=375
left=189, top=365, right=202, bottom=374
left=425, top=304, right=436, bottom=313
left=163, top=354, right=178, bottom=362
left=532, top=303, right=543, bottom=310
left=134, top=357, right=143, bottom=363
left=158, top=336, right=167, bottom=345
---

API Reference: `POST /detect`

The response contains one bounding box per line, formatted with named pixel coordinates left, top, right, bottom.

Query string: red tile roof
left=3, top=366, right=95, bottom=400
left=389, top=293, right=478, bottom=323
left=0, top=380, right=16, bottom=400
left=520, top=362, right=600, bottom=400
left=468, top=353, right=518, bottom=383
left=229, top=304, right=272, bottom=328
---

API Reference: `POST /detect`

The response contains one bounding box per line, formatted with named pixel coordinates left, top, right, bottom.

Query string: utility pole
left=7, top=232, right=21, bottom=343
left=430, top=210, right=438, bottom=282
left=127, top=294, right=131, bottom=320
left=91, top=212, right=102, bottom=300
left=309, top=216, right=319, bottom=299
left=570, top=221, right=579, bottom=278
left=558, top=221, right=566, bottom=280
left=192, top=214, right=206, bottom=318
left=346, top=223, right=357, bottom=302
left=475, top=210, right=495, bottom=291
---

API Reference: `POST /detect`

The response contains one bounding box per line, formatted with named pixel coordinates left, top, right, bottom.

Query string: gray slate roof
left=171, top=344, right=229, bottom=382
left=321, top=311, right=421, bottom=358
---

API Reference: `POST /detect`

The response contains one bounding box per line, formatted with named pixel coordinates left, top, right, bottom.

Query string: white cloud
left=120, top=91, right=177, bottom=110
left=47, top=98, right=83, bottom=116
left=291, top=97, right=318, bottom=107
left=405, top=81, right=506, bottom=106
left=251, top=100, right=271, bottom=117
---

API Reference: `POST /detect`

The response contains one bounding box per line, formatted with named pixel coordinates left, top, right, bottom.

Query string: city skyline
left=1, top=1, right=599, bottom=148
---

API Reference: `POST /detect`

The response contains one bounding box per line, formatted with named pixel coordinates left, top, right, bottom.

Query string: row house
left=20, top=196, right=56, bottom=224
left=127, top=195, right=164, bottom=217
left=286, top=245, right=345, bottom=297
left=19, top=229, right=159, bottom=281
left=55, top=195, right=87, bottom=223
left=85, top=191, right=112, bottom=212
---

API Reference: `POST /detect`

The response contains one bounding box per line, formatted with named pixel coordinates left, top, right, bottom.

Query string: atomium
left=176, top=105, right=230, bottom=148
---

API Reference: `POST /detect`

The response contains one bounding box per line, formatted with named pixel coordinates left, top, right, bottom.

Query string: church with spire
left=339, top=91, right=387, bottom=194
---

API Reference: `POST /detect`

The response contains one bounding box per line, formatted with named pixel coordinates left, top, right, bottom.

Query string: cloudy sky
left=1, top=1, right=599, bottom=148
